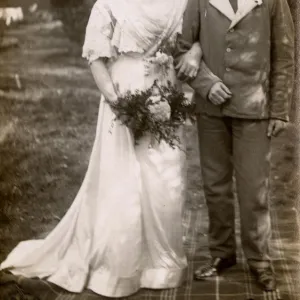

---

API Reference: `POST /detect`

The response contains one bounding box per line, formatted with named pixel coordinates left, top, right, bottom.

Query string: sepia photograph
left=0, top=0, right=299, bottom=299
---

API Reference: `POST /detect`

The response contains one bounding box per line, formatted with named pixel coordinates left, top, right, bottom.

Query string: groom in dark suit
left=176, top=0, right=294, bottom=291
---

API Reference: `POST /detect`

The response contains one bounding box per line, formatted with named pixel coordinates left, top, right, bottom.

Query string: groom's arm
left=175, top=0, right=221, bottom=99
left=190, top=61, right=222, bottom=101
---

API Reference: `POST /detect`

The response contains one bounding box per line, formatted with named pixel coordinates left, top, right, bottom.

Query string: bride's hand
left=107, top=83, right=121, bottom=106
left=108, top=83, right=131, bottom=124
left=175, top=42, right=202, bottom=81
left=107, top=95, right=118, bottom=107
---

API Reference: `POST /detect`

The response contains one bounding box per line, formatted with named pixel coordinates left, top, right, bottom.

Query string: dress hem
left=47, top=266, right=187, bottom=298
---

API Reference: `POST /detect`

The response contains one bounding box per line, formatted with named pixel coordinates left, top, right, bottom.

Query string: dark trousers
left=197, top=114, right=272, bottom=267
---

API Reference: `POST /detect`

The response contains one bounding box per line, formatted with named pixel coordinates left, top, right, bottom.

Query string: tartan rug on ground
left=1, top=204, right=299, bottom=300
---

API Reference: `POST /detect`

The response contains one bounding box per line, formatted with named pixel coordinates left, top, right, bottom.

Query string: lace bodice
left=82, top=0, right=183, bottom=64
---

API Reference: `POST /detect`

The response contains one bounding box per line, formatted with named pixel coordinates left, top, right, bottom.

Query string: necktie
left=229, top=0, right=238, bottom=13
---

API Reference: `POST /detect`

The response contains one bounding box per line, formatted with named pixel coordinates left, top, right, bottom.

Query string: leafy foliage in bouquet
left=160, top=82, right=196, bottom=125
left=109, top=81, right=196, bottom=149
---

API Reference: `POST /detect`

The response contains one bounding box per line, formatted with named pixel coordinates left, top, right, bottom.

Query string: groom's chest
left=199, top=0, right=273, bottom=35
left=197, top=0, right=274, bottom=75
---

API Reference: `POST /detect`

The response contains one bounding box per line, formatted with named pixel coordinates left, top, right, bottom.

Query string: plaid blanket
left=1, top=202, right=299, bottom=300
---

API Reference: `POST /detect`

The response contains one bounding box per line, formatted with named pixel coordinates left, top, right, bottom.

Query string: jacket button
left=226, top=48, right=232, bottom=53
left=229, top=28, right=234, bottom=33
left=226, top=67, right=231, bottom=72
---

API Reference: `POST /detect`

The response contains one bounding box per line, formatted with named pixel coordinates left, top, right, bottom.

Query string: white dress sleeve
left=82, top=0, right=117, bottom=64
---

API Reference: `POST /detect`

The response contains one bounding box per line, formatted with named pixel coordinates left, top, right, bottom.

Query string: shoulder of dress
left=93, top=0, right=110, bottom=11
left=90, top=0, right=115, bottom=25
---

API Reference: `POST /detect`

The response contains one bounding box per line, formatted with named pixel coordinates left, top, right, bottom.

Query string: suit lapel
left=209, top=0, right=235, bottom=21
left=229, top=0, right=262, bottom=29
left=209, top=0, right=263, bottom=30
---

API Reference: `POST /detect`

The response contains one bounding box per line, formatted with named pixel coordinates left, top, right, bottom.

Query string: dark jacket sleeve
left=175, top=0, right=221, bottom=99
left=175, top=0, right=200, bottom=56
left=269, top=0, right=295, bottom=121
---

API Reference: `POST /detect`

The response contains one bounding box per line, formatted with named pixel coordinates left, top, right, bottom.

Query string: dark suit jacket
left=176, top=0, right=295, bottom=121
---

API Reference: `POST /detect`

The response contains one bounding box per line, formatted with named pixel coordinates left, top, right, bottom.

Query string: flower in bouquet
left=181, top=94, right=194, bottom=107
left=144, top=50, right=172, bottom=76
left=108, top=80, right=196, bottom=149
left=146, top=95, right=171, bottom=122
left=155, top=51, right=170, bottom=65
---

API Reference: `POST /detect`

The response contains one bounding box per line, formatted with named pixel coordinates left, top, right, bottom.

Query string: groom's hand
left=267, top=119, right=287, bottom=137
left=208, top=82, right=232, bottom=105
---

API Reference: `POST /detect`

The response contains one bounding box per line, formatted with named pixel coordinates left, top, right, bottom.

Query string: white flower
left=159, top=53, right=169, bottom=64
left=182, top=95, right=193, bottom=106
left=147, top=96, right=171, bottom=122
left=147, top=94, right=161, bottom=104
left=154, top=51, right=170, bottom=65
left=151, top=86, right=161, bottom=97
left=156, top=51, right=162, bottom=58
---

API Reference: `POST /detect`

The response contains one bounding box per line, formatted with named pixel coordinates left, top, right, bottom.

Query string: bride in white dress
left=0, top=0, right=201, bottom=297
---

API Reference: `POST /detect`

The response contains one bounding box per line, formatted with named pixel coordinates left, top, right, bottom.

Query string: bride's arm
left=175, top=41, right=202, bottom=80
left=175, top=0, right=223, bottom=99
left=82, top=2, right=119, bottom=104
left=90, top=59, right=119, bottom=104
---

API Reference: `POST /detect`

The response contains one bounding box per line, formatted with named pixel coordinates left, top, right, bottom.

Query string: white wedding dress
left=0, top=0, right=188, bottom=298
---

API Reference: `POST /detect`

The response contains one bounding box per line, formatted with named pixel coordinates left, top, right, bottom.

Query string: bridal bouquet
left=108, top=80, right=196, bottom=149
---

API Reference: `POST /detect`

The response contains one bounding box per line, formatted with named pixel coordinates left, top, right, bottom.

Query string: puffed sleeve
left=82, top=0, right=117, bottom=63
